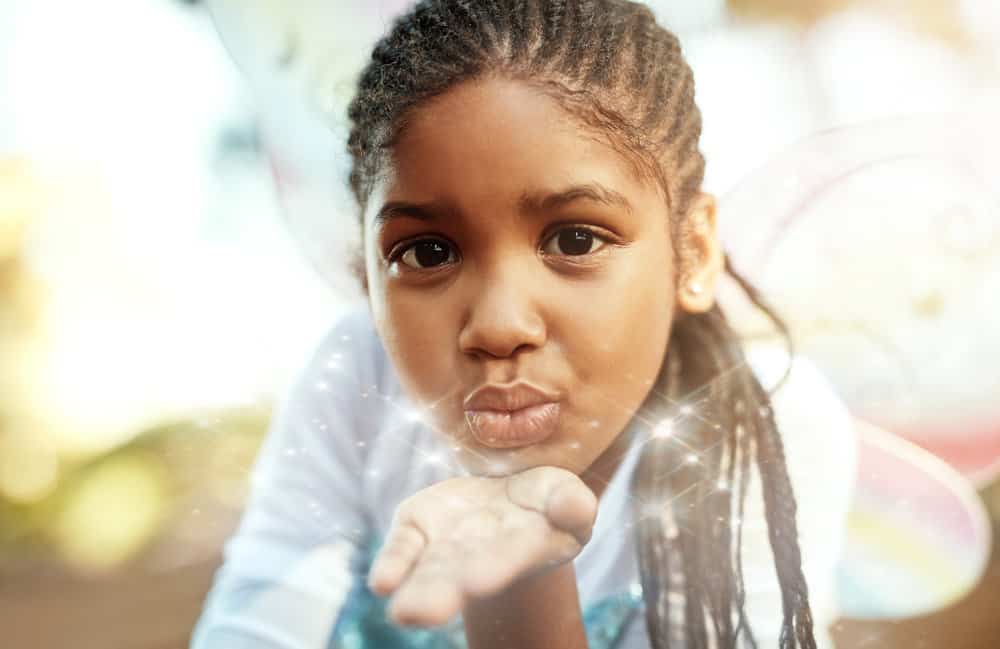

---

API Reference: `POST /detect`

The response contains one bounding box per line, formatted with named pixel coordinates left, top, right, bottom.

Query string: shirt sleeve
left=191, top=309, right=381, bottom=649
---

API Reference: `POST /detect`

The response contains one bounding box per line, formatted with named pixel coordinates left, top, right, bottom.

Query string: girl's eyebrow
left=373, top=200, right=450, bottom=229
left=519, top=183, right=634, bottom=217
left=373, top=182, right=633, bottom=230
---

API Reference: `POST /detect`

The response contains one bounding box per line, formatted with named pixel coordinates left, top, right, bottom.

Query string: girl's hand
left=367, top=466, right=598, bottom=627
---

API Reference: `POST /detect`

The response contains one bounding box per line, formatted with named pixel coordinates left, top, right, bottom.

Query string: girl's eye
left=542, top=226, right=607, bottom=256
left=396, top=239, right=457, bottom=269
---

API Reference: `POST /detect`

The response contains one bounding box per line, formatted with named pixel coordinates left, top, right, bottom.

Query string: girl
left=193, top=1, right=855, bottom=648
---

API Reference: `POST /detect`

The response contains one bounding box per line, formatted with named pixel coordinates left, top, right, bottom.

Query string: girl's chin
left=452, top=442, right=584, bottom=478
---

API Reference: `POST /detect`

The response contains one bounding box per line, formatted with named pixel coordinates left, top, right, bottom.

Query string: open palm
left=367, top=465, right=599, bottom=627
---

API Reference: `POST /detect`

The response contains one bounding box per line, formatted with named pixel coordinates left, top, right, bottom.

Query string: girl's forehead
left=393, top=78, right=589, bottom=165
left=380, top=78, right=659, bottom=212
left=399, top=77, right=561, bottom=137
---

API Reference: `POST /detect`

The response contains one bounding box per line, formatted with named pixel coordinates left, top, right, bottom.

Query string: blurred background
left=1, top=1, right=999, bottom=647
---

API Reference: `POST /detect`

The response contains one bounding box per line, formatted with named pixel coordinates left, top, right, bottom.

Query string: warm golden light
left=0, top=433, right=60, bottom=504
left=51, top=453, right=169, bottom=572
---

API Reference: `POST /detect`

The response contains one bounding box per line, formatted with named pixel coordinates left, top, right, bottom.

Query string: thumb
left=506, top=467, right=598, bottom=545
left=546, top=477, right=598, bottom=545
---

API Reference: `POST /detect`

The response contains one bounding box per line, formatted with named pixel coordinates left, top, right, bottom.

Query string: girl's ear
left=675, top=192, right=724, bottom=314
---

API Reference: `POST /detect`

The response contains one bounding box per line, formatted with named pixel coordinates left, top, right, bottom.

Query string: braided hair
left=345, top=2, right=816, bottom=647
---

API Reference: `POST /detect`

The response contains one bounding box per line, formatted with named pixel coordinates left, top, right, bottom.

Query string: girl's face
left=363, top=77, right=718, bottom=494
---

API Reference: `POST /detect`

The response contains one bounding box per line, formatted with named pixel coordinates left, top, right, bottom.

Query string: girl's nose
left=457, top=272, right=546, bottom=360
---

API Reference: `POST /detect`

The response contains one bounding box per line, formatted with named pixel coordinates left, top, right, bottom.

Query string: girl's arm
left=464, top=562, right=589, bottom=649
left=191, top=311, right=376, bottom=649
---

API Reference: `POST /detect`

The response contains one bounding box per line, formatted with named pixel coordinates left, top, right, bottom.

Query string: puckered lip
left=462, top=381, right=561, bottom=412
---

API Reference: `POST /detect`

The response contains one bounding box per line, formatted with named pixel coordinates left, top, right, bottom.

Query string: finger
left=506, top=467, right=597, bottom=544
left=367, top=523, right=426, bottom=596
left=389, top=541, right=464, bottom=627
left=505, top=466, right=575, bottom=512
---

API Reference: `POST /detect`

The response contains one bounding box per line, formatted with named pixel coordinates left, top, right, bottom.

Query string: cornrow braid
left=345, top=2, right=817, bottom=647
left=626, top=7, right=657, bottom=89
left=538, top=0, right=569, bottom=61
left=586, top=4, right=626, bottom=85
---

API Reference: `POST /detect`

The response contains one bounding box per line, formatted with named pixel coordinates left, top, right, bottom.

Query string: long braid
left=641, top=306, right=744, bottom=649
left=745, top=376, right=817, bottom=649
left=345, top=2, right=817, bottom=647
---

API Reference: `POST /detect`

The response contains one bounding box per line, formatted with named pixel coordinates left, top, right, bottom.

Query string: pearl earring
left=687, top=282, right=704, bottom=296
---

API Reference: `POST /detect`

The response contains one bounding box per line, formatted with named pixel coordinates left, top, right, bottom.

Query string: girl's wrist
left=463, top=561, right=588, bottom=649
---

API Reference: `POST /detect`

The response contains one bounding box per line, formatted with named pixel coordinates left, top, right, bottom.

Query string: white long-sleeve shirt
left=192, top=308, right=857, bottom=649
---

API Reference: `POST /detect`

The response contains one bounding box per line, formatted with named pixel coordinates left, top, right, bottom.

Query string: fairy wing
left=717, top=111, right=999, bottom=618
left=838, top=418, right=991, bottom=619
left=204, top=0, right=411, bottom=300
left=718, top=109, right=1000, bottom=486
